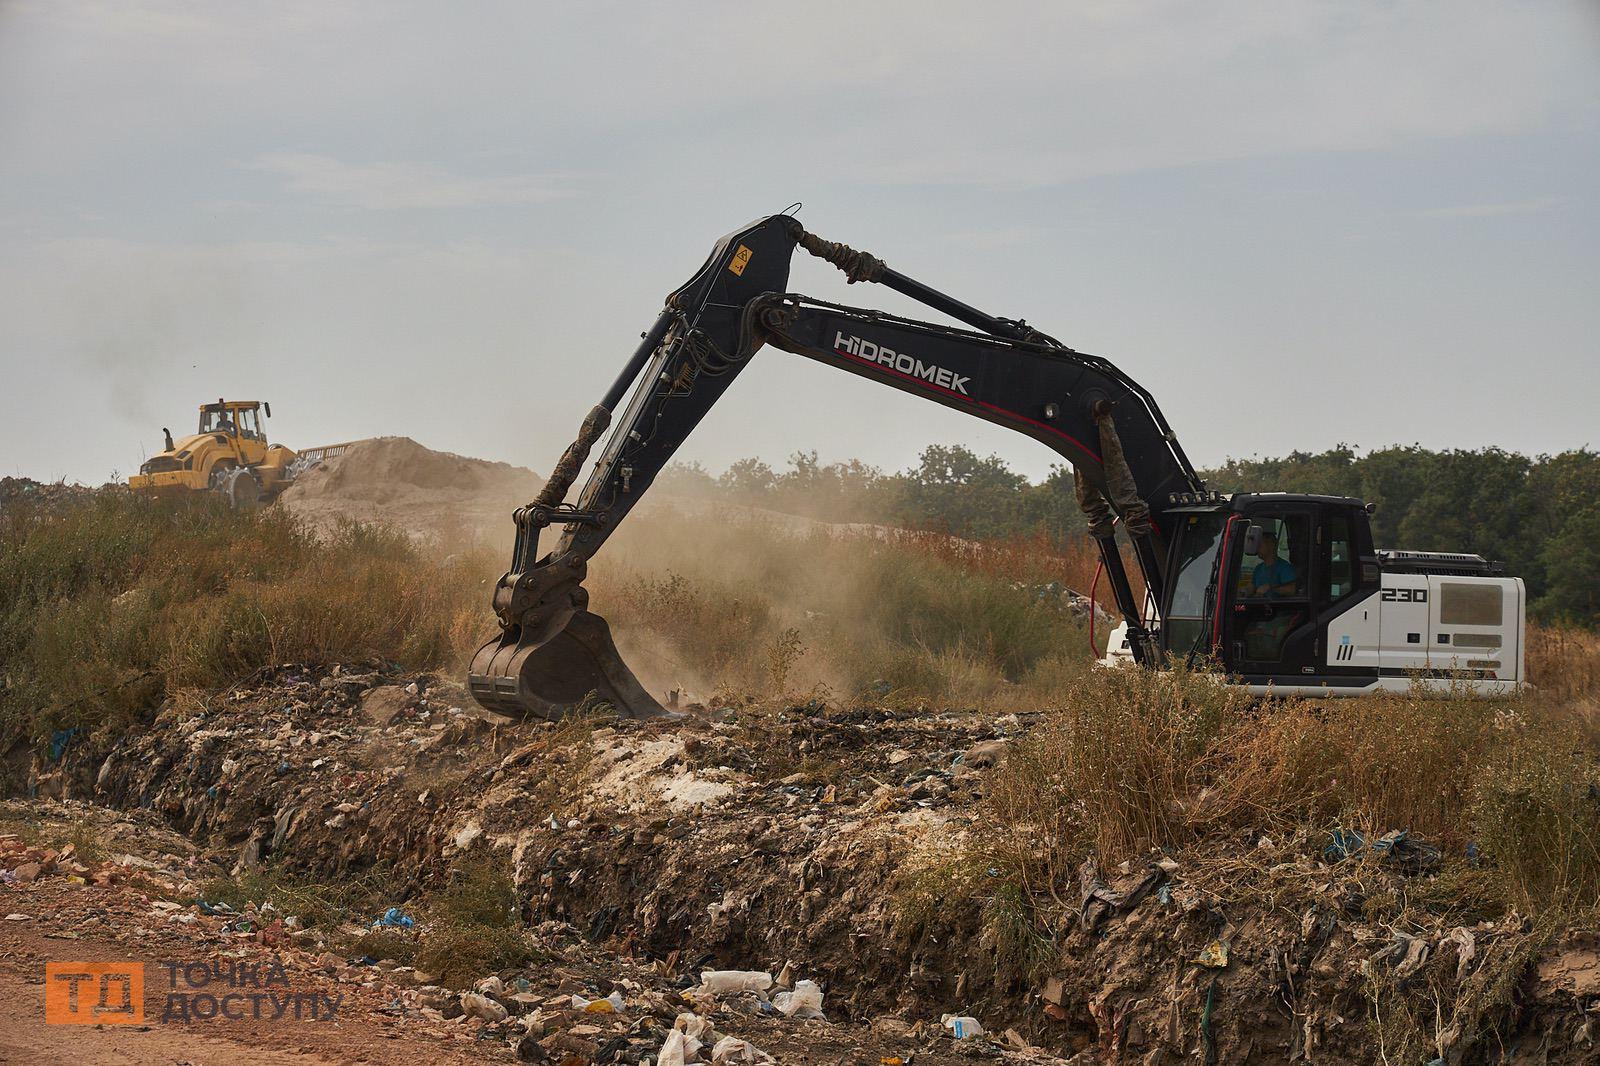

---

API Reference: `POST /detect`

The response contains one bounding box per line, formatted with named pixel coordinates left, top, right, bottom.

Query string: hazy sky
left=3, top=1, right=1597, bottom=486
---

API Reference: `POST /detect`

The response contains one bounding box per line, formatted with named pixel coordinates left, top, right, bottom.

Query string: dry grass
left=969, top=666, right=1600, bottom=1059
left=1, top=493, right=1104, bottom=747
left=0, top=492, right=494, bottom=744
left=199, top=856, right=538, bottom=987
left=414, top=857, right=542, bottom=987
left=983, top=667, right=1600, bottom=920
left=1527, top=624, right=1600, bottom=705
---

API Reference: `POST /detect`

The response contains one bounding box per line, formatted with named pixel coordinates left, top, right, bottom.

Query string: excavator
left=469, top=212, right=1525, bottom=719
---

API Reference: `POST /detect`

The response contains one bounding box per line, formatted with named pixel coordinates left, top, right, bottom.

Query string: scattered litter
left=572, top=990, right=625, bottom=1013
left=658, top=1029, right=698, bottom=1066
left=1079, top=857, right=1167, bottom=928
left=711, top=1034, right=775, bottom=1063
left=659, top=1013, right=715, bottom=1066
left=373, top=906, right=414, bottom=928
left=460, top=991, right=508, bottom=1023
left=4, top=913, right=32, bottom=921
left=1196, top=938, right=1230, bottom=969
left=772, top=978, right=824, bottom=1019
left=699, top=970, right=773, bottom=995
left=942, top=1013, right=985, bottom=1038
left=452, top=820, right=483, bottom=851
left=962, top=739, right=1007, bottom=769
left=1443, top=926, right=1478, bottom=981
left=49, top=728, right=78, bottom=761
left=1325, top=828, right=1440, bottom=874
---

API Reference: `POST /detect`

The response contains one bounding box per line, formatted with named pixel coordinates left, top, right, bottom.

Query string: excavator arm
left=469, top=213, right=1205, bottom=718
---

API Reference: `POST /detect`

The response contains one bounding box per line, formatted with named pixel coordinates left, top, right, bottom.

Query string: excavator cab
left=1160, top=494, right=1385, bottom=687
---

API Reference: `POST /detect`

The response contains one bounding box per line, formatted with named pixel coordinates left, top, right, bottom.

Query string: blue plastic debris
left=1325, top=828, right=1440, bottom=874
left=373, top=907, right=415, bottom=929
left=195, top=899, right=235, bottom=915
left=49, top=727, right=77, bottom=760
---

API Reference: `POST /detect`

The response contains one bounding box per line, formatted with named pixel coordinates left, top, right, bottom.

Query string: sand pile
left=279, top=436, right=542, bottom=542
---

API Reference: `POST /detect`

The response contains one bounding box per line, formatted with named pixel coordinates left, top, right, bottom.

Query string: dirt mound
left=279, top=437, right=543, bottom=543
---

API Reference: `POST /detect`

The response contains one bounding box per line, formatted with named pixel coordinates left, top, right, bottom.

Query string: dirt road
left=0, top=936, right=412, bottom=1064
left=0, top=878, right=489, bottom=1065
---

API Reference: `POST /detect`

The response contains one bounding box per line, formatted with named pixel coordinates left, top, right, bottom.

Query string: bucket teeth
left=468, top=609, right=667, bottom=721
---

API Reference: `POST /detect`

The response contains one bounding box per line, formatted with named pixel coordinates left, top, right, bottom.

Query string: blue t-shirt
left=1252, top=558, right=1296, bottom=595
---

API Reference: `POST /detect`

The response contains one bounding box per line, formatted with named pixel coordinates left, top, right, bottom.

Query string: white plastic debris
left=571, top=990, right=625, bottom=1014
left=942, top=1013, right=985, bottom=1038
left=453, top=820, right=483, bottom=850
left=772, top=978, right=825, bottom=1019
left=699, top=970, right=773, bottom=995
left=711, top=1035, right=775, bottom=1064
left=658, top=1029, right=699, bottom=1066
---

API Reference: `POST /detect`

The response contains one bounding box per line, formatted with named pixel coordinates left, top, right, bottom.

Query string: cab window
left=1164, top=511, right=1229, bottom=656
left=1325, top=513, right=1354, bottom=601
left=1237, top=514, right=1307, bottom=600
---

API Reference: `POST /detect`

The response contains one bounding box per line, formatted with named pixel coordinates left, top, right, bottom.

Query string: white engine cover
left=1323, top=572, right=1524, bottom=694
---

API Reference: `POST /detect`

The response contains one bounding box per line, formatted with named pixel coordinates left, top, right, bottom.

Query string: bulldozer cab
left=197, top=400, right=271, bottom=469
left=199, top=401, right=267, bottom=443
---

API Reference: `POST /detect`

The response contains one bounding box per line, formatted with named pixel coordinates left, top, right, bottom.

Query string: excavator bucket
left=468, top=609, right=668, bottom=721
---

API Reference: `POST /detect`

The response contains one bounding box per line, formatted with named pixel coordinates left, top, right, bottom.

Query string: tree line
left=660, top=444, right=1599, bottom=625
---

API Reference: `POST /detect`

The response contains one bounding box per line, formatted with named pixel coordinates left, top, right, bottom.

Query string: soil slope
left=279, top=437, right=543, bottom=542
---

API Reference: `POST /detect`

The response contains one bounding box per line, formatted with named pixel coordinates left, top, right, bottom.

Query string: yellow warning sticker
left=728, top=244, right=753, bottom=276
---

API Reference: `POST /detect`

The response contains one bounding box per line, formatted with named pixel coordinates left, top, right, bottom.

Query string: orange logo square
left=45, top=962, right=145, bottom=1025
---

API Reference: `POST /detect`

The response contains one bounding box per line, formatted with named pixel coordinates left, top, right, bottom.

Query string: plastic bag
left=699, top=970, right=773, bottom=994
left=773, top=979, right=825, bottom=1019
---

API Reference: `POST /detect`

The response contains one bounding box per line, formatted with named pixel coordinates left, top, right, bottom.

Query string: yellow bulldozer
left=128, top=399, right=354, bottom=506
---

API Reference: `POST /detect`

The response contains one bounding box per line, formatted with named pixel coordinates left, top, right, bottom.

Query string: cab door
left=233, top=407, right=267, bottom=464
left=1225, top=506, right=1318, bottom=678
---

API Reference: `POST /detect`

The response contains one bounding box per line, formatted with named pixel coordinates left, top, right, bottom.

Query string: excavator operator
left=1248, top=532, right=1297, bottom=598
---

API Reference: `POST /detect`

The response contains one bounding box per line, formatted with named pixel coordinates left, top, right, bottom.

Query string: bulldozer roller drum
left=468, top=609, right=668, bottom=720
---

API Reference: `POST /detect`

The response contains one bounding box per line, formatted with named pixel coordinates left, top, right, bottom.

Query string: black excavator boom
left=468, top=213, right=1203, bottom=719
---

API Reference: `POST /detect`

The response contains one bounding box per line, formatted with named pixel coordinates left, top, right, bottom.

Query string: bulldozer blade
left=468, top=609, right=668, bottom=721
